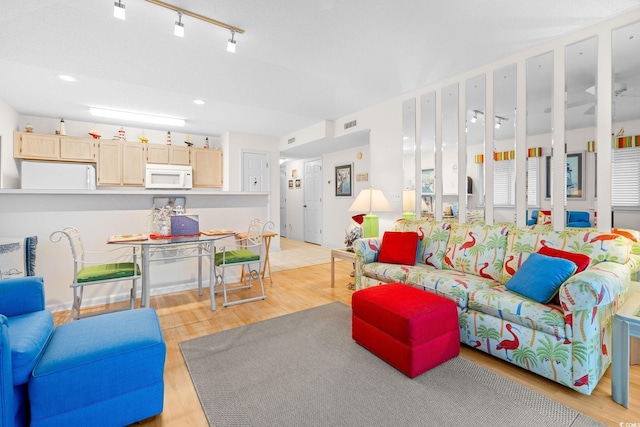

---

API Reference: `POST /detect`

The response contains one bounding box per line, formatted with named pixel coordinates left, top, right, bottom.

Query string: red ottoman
left=352, top=283, right=460, bottom=378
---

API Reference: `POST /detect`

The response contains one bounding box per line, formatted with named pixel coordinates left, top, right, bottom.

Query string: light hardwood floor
left=52, top=249, right=639, bottom=427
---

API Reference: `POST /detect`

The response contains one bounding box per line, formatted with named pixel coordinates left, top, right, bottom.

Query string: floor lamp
left=348, top=188, right=393, bottom=238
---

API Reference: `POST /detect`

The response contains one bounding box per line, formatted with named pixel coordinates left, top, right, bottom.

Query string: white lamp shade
left=402, top=190, right=415, bottom=212
left=349, top=188, right=393, bottom=213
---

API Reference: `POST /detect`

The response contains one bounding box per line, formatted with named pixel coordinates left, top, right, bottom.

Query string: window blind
left=612, top=147, right=640, bottom=207
left=527, top=157, right=539, bottom=207
left=494, top=159, right=515, bottom=206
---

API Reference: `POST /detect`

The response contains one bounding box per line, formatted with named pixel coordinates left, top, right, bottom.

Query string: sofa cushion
left=468, top=285, right=567, bottom=340
left=505, top=253, right=577, bottom=303
left=407, top=268, right=498, bottom=309
left=378, top=232, right=419, bottom=265
left=392, top=220, right=451, bottom=269
left=538, top=246, right=591, bottom=273
left=6, top=310, right=54, bottom=386
left=444, top=223, right=509, bottom=282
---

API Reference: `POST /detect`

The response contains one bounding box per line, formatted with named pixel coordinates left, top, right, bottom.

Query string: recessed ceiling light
left=58, top=75, right=76, bottom=82
left=193, top=99, right=205, bottom=105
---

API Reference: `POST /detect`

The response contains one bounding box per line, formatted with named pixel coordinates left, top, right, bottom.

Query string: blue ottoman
left=28, top=308, right=166, bottom=427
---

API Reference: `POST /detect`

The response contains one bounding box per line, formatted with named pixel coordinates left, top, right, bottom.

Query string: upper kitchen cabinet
left=192, top=148, right=222, bottom=188
left=96, top=140, right=145, bottom=187
left=14, top=132, right=96, bottom=162
left=146, top=145, right=191, bottom=166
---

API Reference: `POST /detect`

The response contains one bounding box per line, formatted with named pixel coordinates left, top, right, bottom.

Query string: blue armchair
left=527, top=210, right=539, bottom=226
left=0, top=276, right=54, bottom=427
left=567, top=211, right=592, bottom=228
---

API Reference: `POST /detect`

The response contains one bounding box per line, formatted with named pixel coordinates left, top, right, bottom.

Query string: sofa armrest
left=559, top=262, right=629, bottom=312
left=0, top=276, right=45, bottom=317
left=0, top=315, right=12, bottom=427
left=353, top=237, right=381, bottom=264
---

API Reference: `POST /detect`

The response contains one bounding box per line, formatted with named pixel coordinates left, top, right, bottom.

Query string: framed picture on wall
left=421, top=169, right=434, bottom=194
left=545, top=152, right=584, bottom=199
left=335, top=164, right=353, bottom=197
left=295, top=179, right=301, bottom=189
left=288, top=180, right=294, bottom=189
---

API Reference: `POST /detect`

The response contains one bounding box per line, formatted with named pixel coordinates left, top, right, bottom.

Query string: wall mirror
left=441, top=83, right=459, bottom=218
left=493, top=64, right=517, bottom=223
left=561, top=37, right=597, bottom=226
left=420, top=91, right=436, bottom=218
left=526, top=51, right=553, bottom=227
left=465, top=74, right=485, bottom=222
left=611, top=21, right=640, bottom=228
left=402, top=98, right=417, bottom=216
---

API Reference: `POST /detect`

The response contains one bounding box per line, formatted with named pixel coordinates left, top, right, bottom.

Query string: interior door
left=242, top=152, right=269, bottom=192
left=303, top=159, right=322, bottom=244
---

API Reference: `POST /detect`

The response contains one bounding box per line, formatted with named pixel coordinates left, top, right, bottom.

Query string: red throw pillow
left=537, top=246, right=591, bottom=273
left=378, top=232, right=419, bottom=265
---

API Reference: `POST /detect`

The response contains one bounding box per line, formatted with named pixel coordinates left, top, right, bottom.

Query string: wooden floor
left=52, top=260, right=640, bottom=427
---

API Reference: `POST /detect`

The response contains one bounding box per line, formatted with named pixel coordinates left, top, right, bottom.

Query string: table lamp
left=402, top=190, right=429, bottom=219
left=348, top=188, right=393, bottom=237
left=402, top=190, right=417, bottom=219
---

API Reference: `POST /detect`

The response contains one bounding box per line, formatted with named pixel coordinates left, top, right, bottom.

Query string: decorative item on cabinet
left=118, top=127, right=126, bottom=140
left=184, top=134, right=193, bottom=146
left=138, top=129, right=148, bottom=143
left=59, top=118, right=66, bottom=136
left=204, top=137, right=209, bottom=148
left=89, top=124, right=101, bottom=139
left=25, top=123, right=33, bottom=133
left=166, top=131, right=172, bottom=145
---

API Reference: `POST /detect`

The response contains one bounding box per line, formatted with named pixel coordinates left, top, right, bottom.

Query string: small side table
left=612, top=292, right=640, bottom=407
left=331, top=247, right=356, bottom=288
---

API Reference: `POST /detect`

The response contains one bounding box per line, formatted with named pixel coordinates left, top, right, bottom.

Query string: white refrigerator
left=21, top=161, right=97, bottom=190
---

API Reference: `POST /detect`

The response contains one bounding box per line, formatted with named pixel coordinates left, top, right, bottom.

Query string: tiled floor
left=269, top=237, right=333, bottom=272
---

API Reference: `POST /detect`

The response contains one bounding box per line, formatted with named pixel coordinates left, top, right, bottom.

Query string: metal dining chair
left=50, top=227, right=141, bottom=320
left=212, top=219, right=274, bottom=308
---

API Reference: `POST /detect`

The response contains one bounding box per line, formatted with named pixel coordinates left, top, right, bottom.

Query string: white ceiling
left=1, top=1, right=639, bottom=157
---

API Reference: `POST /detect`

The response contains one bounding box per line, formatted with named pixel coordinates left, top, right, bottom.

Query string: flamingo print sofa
left=353, top=219, right=640, bottom=394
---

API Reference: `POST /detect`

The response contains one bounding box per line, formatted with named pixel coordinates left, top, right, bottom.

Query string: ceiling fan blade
left=544, top=98, right=592, bottom=114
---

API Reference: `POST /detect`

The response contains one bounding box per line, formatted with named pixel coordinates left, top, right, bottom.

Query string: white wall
left=0, top=99, right=19, bottom=188
left=322, top=145, right=370, bottom=248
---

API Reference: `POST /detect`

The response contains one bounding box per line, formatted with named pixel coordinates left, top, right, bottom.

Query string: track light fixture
left=174, top=11, right=184, bottom=37
left=144, top=0, right=244, bottom=50
left=113, top=1, right=126, bottom=20
left=494, top=115, right=507, bottom=129
left=227, top=30, right=237, bottom=53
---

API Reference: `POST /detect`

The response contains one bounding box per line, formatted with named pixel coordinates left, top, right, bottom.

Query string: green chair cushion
left=215, top=249, right=260, bottom=266
left=77, top=263, right=140, bottom=283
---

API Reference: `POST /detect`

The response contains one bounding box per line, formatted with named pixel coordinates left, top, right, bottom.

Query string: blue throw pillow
left=505, top=252, right=577, bottom=303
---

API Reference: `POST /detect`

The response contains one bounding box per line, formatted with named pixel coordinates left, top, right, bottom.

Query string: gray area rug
left=180, top=302, right=603, bottom=427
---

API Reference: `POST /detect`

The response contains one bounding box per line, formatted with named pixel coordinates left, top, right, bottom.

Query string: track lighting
left=470, top=111, right=478, bottom=124
left=174, top=11, right=184, bottom=37
left=144, top=0, right=244, bottom=51
left=227, top=30, right=236, bottom=53
left=113, top=1, right=126, bottom=20
left=495, top=118, right=501, bottom=129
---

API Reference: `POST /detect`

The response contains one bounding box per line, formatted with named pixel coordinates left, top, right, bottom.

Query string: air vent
left=344, top=120, right=357, bottom=130
left=288, top=137, right=296, bottom=144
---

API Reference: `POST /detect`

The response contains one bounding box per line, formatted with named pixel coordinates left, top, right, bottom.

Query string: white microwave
left=145, top=164, right=193, bottom=189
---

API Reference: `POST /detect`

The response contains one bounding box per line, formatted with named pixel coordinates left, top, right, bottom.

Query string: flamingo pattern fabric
left=444, top=222, right=508, bottom=282
left=352, top=218, right=640, bottom=395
